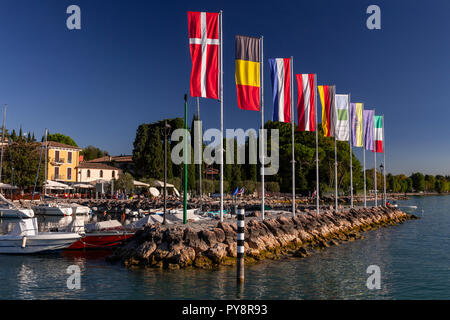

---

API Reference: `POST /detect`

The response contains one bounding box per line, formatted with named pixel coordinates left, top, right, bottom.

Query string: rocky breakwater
left=107, top=206, right=417, bottom=269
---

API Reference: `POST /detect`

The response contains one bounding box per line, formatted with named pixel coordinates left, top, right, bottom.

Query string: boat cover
left=85, top=220, right=123, bottom=232
left=9, top=218, right=39, bottom=236
left=125, top=214, right=172, bottom=230
left=65, top=217, right=86, bottom=234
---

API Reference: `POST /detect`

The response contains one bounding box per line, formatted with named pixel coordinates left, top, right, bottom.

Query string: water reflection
left=17, top=264, right=38, bottom=300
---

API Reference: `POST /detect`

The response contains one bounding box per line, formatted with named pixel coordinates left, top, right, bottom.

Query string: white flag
left=335, top=94, right=349, bottom=141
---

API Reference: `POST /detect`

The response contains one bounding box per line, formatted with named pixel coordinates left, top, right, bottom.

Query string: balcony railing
left=51, top=158, right=65, bottom=166
left=51, top=174, right=66, bottom=181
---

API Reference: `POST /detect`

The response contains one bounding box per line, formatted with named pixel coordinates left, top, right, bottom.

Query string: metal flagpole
left=44, top=128, right=48, bottom=196
left=374, top=149, right=377, bottom=207
left=184, top=94, right=188, bottom=224
left=219, top=10, right=224, bottom=222
left=334, top=135, right=338, bottom=211
left=261, top=36, right=265, bottom=220
left=374, top=111, right=377, bottom=207
left=349, top=94, right=353, bottom=208
left=164, top=121, right=168, bottom=225
left=315, top=74, right=319, bottom=215
left=333, top=86, right=338, bottom=211
left=363, top=104, right=367, bottom=208
left=0, top=105, right=6, bottom=183
left=197, top=97, right=202, bottom=213
left=363, top=142, right=366, bottom=207
left=291, top=57, right=295, bottom=216
left=383, top=115, right=386, bottom=206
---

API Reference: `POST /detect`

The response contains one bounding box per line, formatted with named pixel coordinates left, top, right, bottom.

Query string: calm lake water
left=0, top=196, right=449, bottom=300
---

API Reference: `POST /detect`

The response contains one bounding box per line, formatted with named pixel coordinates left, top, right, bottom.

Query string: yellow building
left=45, top=141, right=82, bottom=182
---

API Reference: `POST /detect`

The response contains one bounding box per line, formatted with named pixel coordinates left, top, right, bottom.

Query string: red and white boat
left=67, top=231, right=134, bottom=249
left=64, top=219, right=135, bottom=250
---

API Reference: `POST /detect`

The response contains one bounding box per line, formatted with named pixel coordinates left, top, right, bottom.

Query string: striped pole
left=237, top=208, right=245, bottom=283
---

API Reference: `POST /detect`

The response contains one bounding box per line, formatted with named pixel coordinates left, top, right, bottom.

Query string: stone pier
left=107, top=206, right=417, bottom=269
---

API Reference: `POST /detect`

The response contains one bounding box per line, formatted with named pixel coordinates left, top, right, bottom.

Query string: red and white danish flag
left=188, top=11, right=220, bottom=99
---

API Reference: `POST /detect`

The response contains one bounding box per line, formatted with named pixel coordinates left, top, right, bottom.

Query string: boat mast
left=0, top=105, right=6, bottom=184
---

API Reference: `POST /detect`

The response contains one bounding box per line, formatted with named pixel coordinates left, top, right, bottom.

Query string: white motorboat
left=398, top=205, right=418, bottom=214
left=0, top=218, right=80, bottom=254
left=0, top=194, right=34, bottom=218
left=389, top=202, right=418, bottom=213
left=68, top=203, right=91, bottom=216
left=0, top=205, right=34, bottom=219
left=33, top=203, right=73, bottom=216
left=168, top=209, right=201, bottom=221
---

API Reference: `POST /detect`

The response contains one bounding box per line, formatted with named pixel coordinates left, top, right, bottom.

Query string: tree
left=424, top=175, right=436, bottom=192
left=133, top=118, right=184, bottom=180
left=10, top=129, right=17, bottom=142
left=47, top=132, right=78, bottom=147
left=2, top=140, right=45, bottom=189
left=435, top=175, right=449, bottom=193
left=81, top=146, right=109, bottom=161
left=115, top=172, right=134, bottom=193
left=410, top=172, right=425, bottom=192
left=146, top=127, right=164, bottom=179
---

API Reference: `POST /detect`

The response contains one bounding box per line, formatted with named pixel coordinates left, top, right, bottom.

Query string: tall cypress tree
left=230, top=138, right=242, bottom=190
left=146, top=127, right=164, bottom=180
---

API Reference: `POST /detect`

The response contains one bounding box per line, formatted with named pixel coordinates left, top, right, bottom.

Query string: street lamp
left=161, top=120, right=171, bottom=225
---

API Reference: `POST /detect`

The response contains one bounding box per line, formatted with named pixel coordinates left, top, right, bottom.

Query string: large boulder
left=204, top=243, right=228, bottom=263
left=200, top=229, right=217, bottom=246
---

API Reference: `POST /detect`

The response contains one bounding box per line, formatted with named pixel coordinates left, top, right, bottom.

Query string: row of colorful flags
left=187, top=10, right=386, bottom=217
left=187, top=11, right=384, bottom=153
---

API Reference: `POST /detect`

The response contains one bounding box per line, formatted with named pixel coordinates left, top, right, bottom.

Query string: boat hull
left=67, top=232, right=134, bottom=250
left=34, top=206, right=73, bottom=216
left=0, top=233, right=81, bottom=254
left=0, top=208, right=34, bottom=219
left=73, top=206, right=91, bottom=215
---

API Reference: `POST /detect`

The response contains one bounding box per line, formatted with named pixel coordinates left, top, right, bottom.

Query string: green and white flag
left=334, top=94, right=349, bottom=141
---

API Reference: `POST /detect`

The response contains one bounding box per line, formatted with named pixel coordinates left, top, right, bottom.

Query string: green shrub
left=265, top=181, right=280, bottom=193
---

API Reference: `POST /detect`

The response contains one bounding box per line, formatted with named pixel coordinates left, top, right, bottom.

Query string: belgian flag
left=235, top=35, right=260, bottom=111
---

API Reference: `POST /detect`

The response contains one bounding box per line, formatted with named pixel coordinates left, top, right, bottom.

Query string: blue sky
left=0, top=0, right=448, bottom=175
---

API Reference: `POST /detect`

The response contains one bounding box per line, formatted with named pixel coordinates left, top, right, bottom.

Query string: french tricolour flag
left=269, top=58, right=292, bottom=123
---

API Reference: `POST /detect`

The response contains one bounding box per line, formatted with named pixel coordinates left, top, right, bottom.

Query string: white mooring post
left=237, top=208, right=245, bottom=283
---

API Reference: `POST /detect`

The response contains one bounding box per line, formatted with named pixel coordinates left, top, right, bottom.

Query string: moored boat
left=0, top=206, right=34, bottom=219
left=67, top=231, right=134, bottom=250
left=64, top=218, right=134, bottom=250
left=0, top=193, right=35, bottom=218
left=0, top=218, right=80, bottom=254
left=68, top=203, right=91, bottom=216
left=33, top=203, right=73, bottom=216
